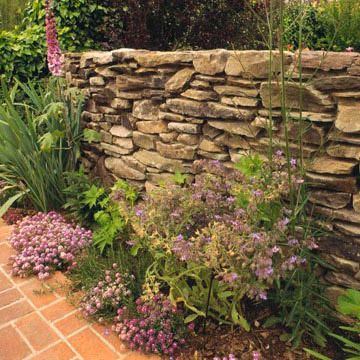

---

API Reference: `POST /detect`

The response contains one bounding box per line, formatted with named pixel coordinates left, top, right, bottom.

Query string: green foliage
left=234, top=153, right=263, bottom=178
left=0, top=77, right=84, bottom=213
left=338, top=289, right=360, bottom=320
left=266, top=252, right=332, bottom=348
left=0, top=0, right=27, bottom=31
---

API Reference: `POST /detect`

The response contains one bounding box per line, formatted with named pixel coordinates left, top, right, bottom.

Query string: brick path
left=0, top=220, right=159, bottom=360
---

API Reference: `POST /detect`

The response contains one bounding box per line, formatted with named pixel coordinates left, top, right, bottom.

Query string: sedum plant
left=130, top=156, right=317, bottom=330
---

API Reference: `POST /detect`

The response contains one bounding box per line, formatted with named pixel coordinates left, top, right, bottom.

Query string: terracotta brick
left=69, top=328, right=118, bottom=360
left=41, top=299, right=74, bottom=322
left=31, top=342, right=76, bottom=360
left=0, top=226, right=12, bottom=243
left=0, top=243, right=15, bottom=265
left=123, top=352, right=161, bottom=360
left=0, top=300, right=33, bottom=325
left=20, top=278, right=58, bottom=308
left=0, top=288, right=22, bottom=307
left=54, top=311, right=88, bottom=336
left=0, top=325, right=32, bottom=360
left=16, top=313, right=59, bottom=351
left=0, top=271, right=13, bottom=292
left=92, top=323, right=129, bottom=354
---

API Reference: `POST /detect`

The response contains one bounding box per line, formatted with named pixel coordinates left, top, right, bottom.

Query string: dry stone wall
left=64, top=49, right=360, bottom=298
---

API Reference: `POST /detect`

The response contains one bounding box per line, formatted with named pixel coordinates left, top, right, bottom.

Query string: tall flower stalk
left=45, top=0, right=63, bottom=76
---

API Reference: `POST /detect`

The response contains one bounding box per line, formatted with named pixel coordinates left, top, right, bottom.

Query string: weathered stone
left=159, top=112, right=184, bottom=122
left=193, top=50, right=229, bottom=75
left=314, top=205, right=360, bottom=224
left=134, top=150, right=185, bottom=172
left=202, top=123, right=222, bottom=139
left=327, top=143, right=360, bottom=160
left=221, top=96, right=259, bottom=107
left=195, top=75, right=225, bottom=83
left=251, top=117, right=278, bottom=131
left=100, top=130, right=112, bottom=143
left=122, top=155, right=147, bottom=173
left=134, top=51, right=194, bottom=67
left=312, top=76, right=360, bottom=91
left=168, top=122, right=201, bottom=134
left=93, top=52, right=114, bottom=65
left=159, top=132, right=178, bottom=143
left=82, top=111, right=103, bottom=122
left=258, top=109, right=336, bottom=123
left=190, top=80, right=211, bottom=89
left=335, top=222, right=360, bottom=237
left=325, top=272, right=360, bottom=290
left=227, top=77, right=261, bottom=87
left=177, top=134, right=199, bottom=146
left=229, top=149, right=249, bottom=163
left=97, top=106, right=118, bottom=115
left=335, top=100, right=360, bottom=134
left=214, top=85, right=258, bottom=97
left=215, top=133, right=250, bottom=149
left=80, top=51, right=104, bottom=68
left=165, top=68, right=195, bottom=93
left=133, top=100, right=159, bottom=120
left=110, top=125, right=132, bottom=138
left=199, top=139, right=223, bottom=153
left=306, top=172, right=358, bottom=193
left=181, top=89, right=218, bottom=101
left=116, top=75, right=166, bottom=90
left=208, top=121, right=260, bottom=138
left=325, top=286, right=347, bottom=310
left=111, top=98, right=132, bottom=110
left=101, top=142, right=132, bottom=155
left=95, top=67, right=118, bottom=78
left=332, top=91, right=360, bottom=99
left=305, top=157, right=357, bottom=175
left=136, top=121, right=168, bottom=134
left=198, top=150, right=230, bottom=161
left=278, top=122, right=325, bottom=145
left=300, top=51, right=358, bottom=71
left=308, top=190, right=351, bottom=209
left=353, top=193, right=360, bottom=213
left=104, top=114, right=129, bottom=124
left=113, top=137, right=134, bottom=150
left=260, top=82, right=334, bottom=112
left=156, top=142, right=196, bottom=160
left=328, top=131, right=360, bottom=145
left=133, top=131, right=157, bottom=150
left=324, top=254, right=359, bottom=274
left=114, top=90, right=143, bottom=100
left=90, top=77, right=105, bottom=86
left=166, top=99, right=254, bottom=120
left=105, top=157, right=146, bottom=181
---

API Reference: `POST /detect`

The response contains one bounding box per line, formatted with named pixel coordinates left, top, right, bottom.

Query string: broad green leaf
left=83, top=129, right=102, bottom=143
left=184, top=313, right=198, bottom=324
left=303, top=348, right=331, bottom=360
left=0, top=191, right=27, bottom=218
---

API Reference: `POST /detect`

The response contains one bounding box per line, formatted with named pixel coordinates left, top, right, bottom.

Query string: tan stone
left=251, top=117, right=278, bottom=131
left=278, top=122, right=325, bottom=145
left=181, top=89, right=218, bottom=101
left=133, top=131, right=157, bottom=150
left=327, top=143, right=360, bottom=160
left=258, top=109, right=336, bottom=123
left=89, top=77, right=105, bottom=86
left=111, top=98, right=132, bottom=110
left=325, top=272, right=360, bottom=290
left=198, top=150, right=230, bottom=161
left=168, top=122, right=200, bottom=134
left=313, top=206, right=360, bottom=223
left=100, top=130, right=112, bottom=143
left=215, top=133, right=250, bottom=150
left=134, top=150, right=185, bottom=172
left=227, top=77, right=261, bottom=87
left=202, top=123, right=222, bottom=139
left=193, top=50, right=229, bottom=75
left=208, top=121, right=260, bottom=138
left=313, top=76, right=360, bottom=91
left=195, top=74, right=225, bottom=83
left=156, top=142, right=196, bottom=160
left=190, top=80, right=211, bottom=89
left=165, top=68, right=195, bottom=93
left=328, top=131, right=360, bottom=145
left=336, top=99, right=360, bottom=134
left=97, top=106, right=117, bottom=115
left=159, top=132, right=178, bottom=143
left=177, top=134, right=199, bottom=146
left=101, top=142, right=132, bottom=155
left=93, top=52, right=114, bottom=65
left=134, top=51, right=194, bottom=67
left=225, top=50, right=293, bottom=78
left=82, top=111, right=103, bottom=122
left=221, top=96, right=259, bottom=107
left=308, top=190, right=351, bottom=209
left=353, top=193, right=360, bottom=213
left=110, top=125, right=132, bottom=138
left=136, top=121, right=168, bottom=134
left=332, top=91, right=360, bottom=99
left=166, top=99, right=254, bottom=120
left=116, top=75, right=166, bottom=90
left=334, top=222, right=360, bottom=237
left=306, top=157, right=357, bottom=175
left=260, top=82, right=334, bottom=112
left=199, top=139, right=223, bottom=153
left=214, top=85, right=258, bottom=97
left=95, top=67, right=118, bottom=78
left=300, top=51, right=358, bottom=71
left=80, top=51, right=104, bottom=68
left=105, top=157, right=145, bottom=181
left=325, top=286, right=347, bottom=309
left=133, top=100, right=159, bottom=120
left=324, top=254, right=359, bottom=274
left=306, top=172, right=358, bottom=193
left=112, top=137, right=134, bottom=149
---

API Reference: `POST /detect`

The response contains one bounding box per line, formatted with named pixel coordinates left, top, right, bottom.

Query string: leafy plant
left=0, top=77, right=84, bottom=214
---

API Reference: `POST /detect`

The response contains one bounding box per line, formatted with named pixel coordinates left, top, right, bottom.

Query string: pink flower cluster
left=213, top=354, right=237, bottom=360
left=9, top=212, right=92, bottom=279
left=45, top=0, right=63, bottom=76
left=112, top=294, right=189, bottom=355
left=80, top=263, right=134, bottom=321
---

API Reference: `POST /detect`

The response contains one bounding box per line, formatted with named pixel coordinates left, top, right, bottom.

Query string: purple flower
left=222, top=272, right=239, bottom=283
left=290, top=158, right=297, bottom=168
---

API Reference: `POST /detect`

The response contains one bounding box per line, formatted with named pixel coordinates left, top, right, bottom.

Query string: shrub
left=130, top=155, right=316, bottom=329
left=9, top=211, right=92, bottom=279
left=0, top=77, right=85, bottom=214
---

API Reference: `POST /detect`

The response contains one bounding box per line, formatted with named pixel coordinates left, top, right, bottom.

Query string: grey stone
left=133, top=100, right=159, bottom=120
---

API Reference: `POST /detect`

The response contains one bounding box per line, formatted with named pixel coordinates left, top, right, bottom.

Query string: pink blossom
left=45, top=0, right=63, bottom=76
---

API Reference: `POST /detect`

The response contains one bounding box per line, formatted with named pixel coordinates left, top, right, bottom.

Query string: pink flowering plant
left=130, top=153, right=317, bottom=329
left=9, top=211, right=92, bottom=279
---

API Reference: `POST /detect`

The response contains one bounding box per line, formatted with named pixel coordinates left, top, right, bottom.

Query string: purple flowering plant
left=129, top=154, right=317, bottom=329
left=9, top=211, right=92, bottom=279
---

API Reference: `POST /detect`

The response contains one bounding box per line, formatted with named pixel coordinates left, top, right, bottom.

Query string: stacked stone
left=64, top=49, right=360, bottom=297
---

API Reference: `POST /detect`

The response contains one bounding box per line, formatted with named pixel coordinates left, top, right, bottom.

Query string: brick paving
left=0, top=220, right=160, bottom=360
